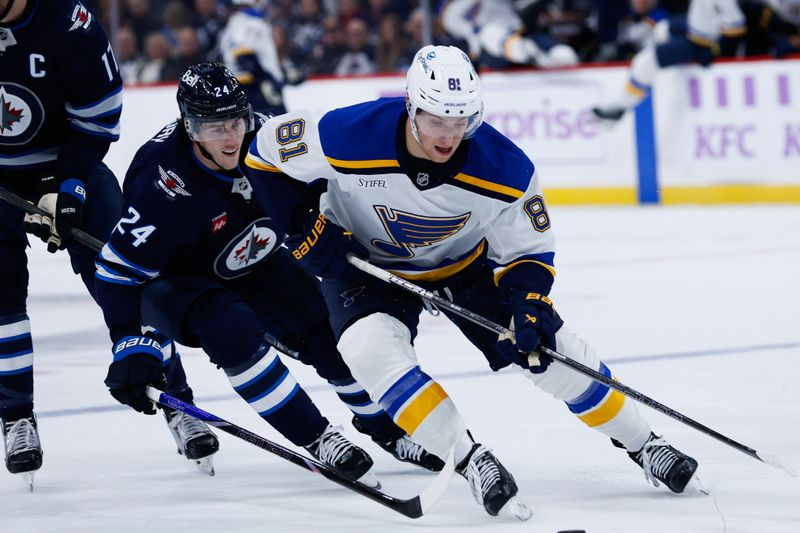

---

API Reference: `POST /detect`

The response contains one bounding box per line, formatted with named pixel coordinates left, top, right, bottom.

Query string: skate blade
left=687, top=474, right=709, bottom=496
left=498, top=496, right=533, bottom=522
left=194, top=456, right=215, bottom=476
left=20, top=471, right=35, bottom=492
left=357, top=469, right=381, bottom=489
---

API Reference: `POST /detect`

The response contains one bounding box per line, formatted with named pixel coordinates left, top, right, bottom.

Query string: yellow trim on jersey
left=231, top=47, right=255, bottom=59
left=395, top=382, right=449, bottom=435
left=721, top=26, right=747, bottom=37
left=494, top=259, right=556, bottom=286
left=453, top=173, right=525, bottom=200
left=503, top=31, right=524, bottom=61
left=389, top=241, right=486, bottom=283
left=326, top=157, right=400, bottom=169
left=237, top=73, right=255, bottom=84
left=244, top=153, right=281, bottom=172
left=625, top=81, right=647, bottom=98
left=577, top=390, right=626, bottom=427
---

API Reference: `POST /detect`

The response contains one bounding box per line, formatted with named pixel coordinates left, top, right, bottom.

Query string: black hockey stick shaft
left=146, top=387, right=456, bottom=518
left=0, top=184, right=105, bottom=252
left=348, top=255, right=797, bottom=475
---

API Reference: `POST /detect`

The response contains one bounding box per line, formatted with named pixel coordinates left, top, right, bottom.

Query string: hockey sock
left=0, top=314, right=34, bottom=420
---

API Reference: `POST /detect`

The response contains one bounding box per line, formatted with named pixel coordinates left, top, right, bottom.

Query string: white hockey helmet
left=406, top=45, right=484, bottom=142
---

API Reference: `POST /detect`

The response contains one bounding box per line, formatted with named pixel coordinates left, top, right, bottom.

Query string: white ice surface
left=3, top=206, right=799, bottom=533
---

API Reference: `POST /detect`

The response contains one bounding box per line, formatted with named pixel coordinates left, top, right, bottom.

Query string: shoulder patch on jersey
left=68, top=3, right=93, bottom=32
left=452, top=123, right=535, bottom=203
left=156, top=166, right=191, bottom=199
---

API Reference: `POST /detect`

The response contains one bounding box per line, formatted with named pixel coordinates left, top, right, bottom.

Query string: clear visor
left=185, top=111, right=254, bottom=142
left=414, top=110, right=480, bottom=140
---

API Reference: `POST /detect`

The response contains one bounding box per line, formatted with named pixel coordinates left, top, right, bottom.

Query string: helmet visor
left=414, top=110, right=481, bottom=141
left=184, top=109, right=254, bottom=142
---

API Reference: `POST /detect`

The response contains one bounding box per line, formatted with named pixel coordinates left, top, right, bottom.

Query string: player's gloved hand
left=496, top=292, right=557, bottom=374
left=104, top=336, right=166, bottom=415
left=285, top=211, right=369, bottom=280
left=23, top=179, right=86, bottom=253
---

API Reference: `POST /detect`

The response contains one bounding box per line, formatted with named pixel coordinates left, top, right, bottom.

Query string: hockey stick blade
left=347, top=255, right=795, bottom=475
left=146, top=387, right=455, bottom=518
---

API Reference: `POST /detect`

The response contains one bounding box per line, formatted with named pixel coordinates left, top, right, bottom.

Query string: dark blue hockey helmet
left=176, top=62, right=254, bottom=142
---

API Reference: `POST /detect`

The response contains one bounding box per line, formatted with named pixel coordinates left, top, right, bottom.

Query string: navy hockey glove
left=496, top=292, right=557, bottom=374
left=23, top=179, right=86, bottom=253
left=104, top=336, right=166, bottom=415
left=286, top=212, right=368, bottom=280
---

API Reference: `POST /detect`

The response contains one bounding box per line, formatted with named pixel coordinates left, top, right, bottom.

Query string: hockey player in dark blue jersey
left=94, top=62, right=443, bottom=487
left=0, top=0, right=218, bottom=488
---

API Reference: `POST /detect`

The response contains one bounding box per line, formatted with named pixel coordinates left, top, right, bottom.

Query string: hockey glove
left=104, top=336, right=166, bottom=415
left=496, top=292, right=557, bottom=374
left=23, top=179, right=86, bottom=253
left=286, top=212, right=368, bottom=280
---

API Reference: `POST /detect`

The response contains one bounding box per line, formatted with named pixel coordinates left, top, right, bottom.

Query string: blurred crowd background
left=83, top=0, right=798, bottom=85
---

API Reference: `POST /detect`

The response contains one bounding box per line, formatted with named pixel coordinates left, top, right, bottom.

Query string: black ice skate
left=2, top=414, right=43, bottom=491
left=591, top=106, right=626, bottom=123
left=163, top=407, right=219, bottom=476
left=305, top=424, right=380, bottom=488
left=352, top=416, right=444, bottom=472
left=456, top=444, right=532, bottom=521
left=621, top=432, right=699, bottom=493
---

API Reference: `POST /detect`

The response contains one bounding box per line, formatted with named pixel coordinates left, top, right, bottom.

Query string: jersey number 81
left=275, top=118, right=308, bottom=162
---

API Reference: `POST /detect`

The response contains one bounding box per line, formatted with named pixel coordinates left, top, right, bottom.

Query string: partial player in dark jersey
left=0, top=0, right=216, bottom=488
left=95, top=62, right=443, bottom=487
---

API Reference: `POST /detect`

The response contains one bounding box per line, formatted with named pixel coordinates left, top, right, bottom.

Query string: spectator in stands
left=192, top=0, right=227, bottom=55
left=375, top=12, right=409, bottom=72
left=338, top=0, right=366, bottom=28
left=335, top=17, right=376, bottom=75
left=290, top=0, right=327, bottom=65
left=139, top=31, right=182, bottom=83
left=310, top=15, right=348, bottom=74
left=123, top=0, right=162, bottom=46
left=174, top=26, right=206, bottom=72
left=160, top=0, right=193, bottom=48
left=117, top=25, right=144, bottom=84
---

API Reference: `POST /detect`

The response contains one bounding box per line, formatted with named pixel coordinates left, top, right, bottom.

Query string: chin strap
left=194, top=140, right=227, bottom=172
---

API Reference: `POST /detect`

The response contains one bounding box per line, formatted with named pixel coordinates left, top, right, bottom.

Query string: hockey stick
left=146, top=386, right=456, bottom=518
left=347, top=255, right=798, bottom=477
left=0, top=184, right=106, bottom=252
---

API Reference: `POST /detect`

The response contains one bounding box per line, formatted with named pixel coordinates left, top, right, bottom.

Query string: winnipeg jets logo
left=157, top=166, right=191, bottom=198
left=214, top=218, right=279, bottom=279
left=69, top=4, right=93, bottom=32
left=416, top=172, right=429, bottom=187
left=0, top=84, right=44, bottom=145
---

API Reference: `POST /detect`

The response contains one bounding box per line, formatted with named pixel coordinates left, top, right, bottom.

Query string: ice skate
left=352, top=416, right=444, bottom=472
left=306, top=424, right=380, bottom=488
left=163, top=407, right=219, bottom=476
left=456, top=444, right=532, bottom=521
left=2, top=414, right=43, bottom=491
left=621, top=432, right=699, bottom=494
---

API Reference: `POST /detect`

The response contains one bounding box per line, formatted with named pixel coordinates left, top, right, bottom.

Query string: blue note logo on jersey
left=371, top=206, right=470, bottom=258
left=0, top=83, right=44, bottom=145
left=214, top=218, right=279, bottom=279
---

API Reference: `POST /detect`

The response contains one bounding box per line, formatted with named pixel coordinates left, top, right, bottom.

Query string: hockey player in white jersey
left=440, top=0, right=579, bottom=68
left=593, top=0, right=746, bottom=121
left=219, top=0, right=291, bottom=115
left=245, top=45, right=700, bottom=519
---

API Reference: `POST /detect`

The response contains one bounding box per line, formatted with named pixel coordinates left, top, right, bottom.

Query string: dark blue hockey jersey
left=95, top=118, right=285, bottom=342
left=0, top=0, right=121, bottom=187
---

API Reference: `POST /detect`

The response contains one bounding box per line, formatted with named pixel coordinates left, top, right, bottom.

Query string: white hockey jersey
left=219, top=9, right=283, bottom=85
left=246, top=98, right=555, bottom=284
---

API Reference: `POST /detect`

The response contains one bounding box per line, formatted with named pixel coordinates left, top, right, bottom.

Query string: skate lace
left=3, top=418, right=40, bottom=455
left=312, top=425, right=353, bottom=468
left=639, top=436, right=678, bottom=488
left=465, top=445, right=501, bottom=504
left=393, top=436, right=425, bottom=462
left=168, top=411, right=211, bottom=441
